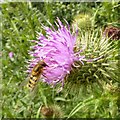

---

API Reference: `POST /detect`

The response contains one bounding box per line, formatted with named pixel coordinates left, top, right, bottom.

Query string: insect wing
left=19, top=75, right=29, bottom=88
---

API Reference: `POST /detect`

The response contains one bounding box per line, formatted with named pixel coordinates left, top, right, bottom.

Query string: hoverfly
left=27, top=60, right=48, bottom=91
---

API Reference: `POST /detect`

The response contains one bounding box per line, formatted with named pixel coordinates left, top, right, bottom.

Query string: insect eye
left=42, top=63, right=48, bottom=67
left=34, top=66, right=41, bottom=72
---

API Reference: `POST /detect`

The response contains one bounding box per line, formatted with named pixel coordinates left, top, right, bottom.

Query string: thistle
left=72, top=13, right=92, bottom=31
left=28, top=18, right=85, bottom=90
left=28, top=18, right=118, bottom=94
left=64, top=29, right=118, bottom=94
left=103, top=26, right=120, bottom=40
left=40, top=105, right=63, bottom=118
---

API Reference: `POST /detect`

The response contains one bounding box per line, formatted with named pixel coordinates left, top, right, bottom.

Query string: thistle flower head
left=103, top=26, right=120, bottom=40
left=72, top=13, right=92, bottom=31
left=28, top=18, right=84, bottom=87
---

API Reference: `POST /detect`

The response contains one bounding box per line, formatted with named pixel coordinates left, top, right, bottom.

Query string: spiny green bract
left=72, top=13, right=93, bottom=31
left=64, top=29, right=118, bottom=95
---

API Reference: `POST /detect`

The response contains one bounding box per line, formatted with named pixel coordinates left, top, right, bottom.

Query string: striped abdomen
left=27, top=60, right=48, bottom=90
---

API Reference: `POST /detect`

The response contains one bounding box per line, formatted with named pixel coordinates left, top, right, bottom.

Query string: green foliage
left=93, top=2, right=120, bottom=27
left=2, top=2, right=120, bottom=118
left=32, top=2, right=97, bottom=24
left=2, top=2, right=49, bottom=118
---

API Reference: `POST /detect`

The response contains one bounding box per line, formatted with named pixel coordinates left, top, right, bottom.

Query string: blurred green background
left=1, top=1, right=120, bottom=118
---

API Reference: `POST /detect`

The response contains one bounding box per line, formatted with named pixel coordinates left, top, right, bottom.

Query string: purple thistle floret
left=28, top=18, right=84, bottom=87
